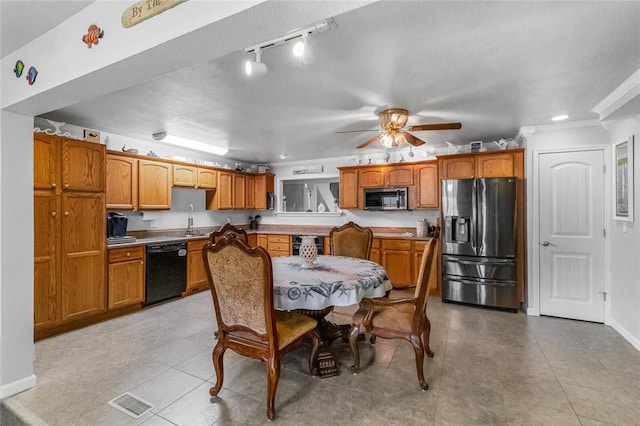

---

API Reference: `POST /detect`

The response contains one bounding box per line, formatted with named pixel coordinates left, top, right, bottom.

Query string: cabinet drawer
left=268, top=235, right=290, bottom=244
left=414, top=240, right=428, bottom=252
left=381, top=239, right=411, bottom=251
left=109, top=246, right=144, bottom=263
left=269, top=249, right=290, bottom=258
left=187, top=239, right=208, bottom=252
left=268, top=242, right=290, bottom=252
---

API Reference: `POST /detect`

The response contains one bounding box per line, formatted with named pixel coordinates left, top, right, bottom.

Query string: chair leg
left=349, top=324, right=362, bottom=374
left=308, top=330, right=321, bottom=376
left=410, top=334, right=428, bottom=391
left=266, top=357, right=281, bottom=420
left=209, top=341, right=225, bottom=397
left=422, top=317, right=434, bottom=358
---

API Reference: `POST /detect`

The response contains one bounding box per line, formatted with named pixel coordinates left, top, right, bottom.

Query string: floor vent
left=108, top=392, right=154, bottom=419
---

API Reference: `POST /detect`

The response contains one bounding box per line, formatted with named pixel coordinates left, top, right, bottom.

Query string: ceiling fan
left=336, top=108, right=461, bottom=149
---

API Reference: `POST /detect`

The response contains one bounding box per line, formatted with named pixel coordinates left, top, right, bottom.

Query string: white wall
left=605, top=117, right=640, bottom=348
left=0, top=111, right=36, bottom=397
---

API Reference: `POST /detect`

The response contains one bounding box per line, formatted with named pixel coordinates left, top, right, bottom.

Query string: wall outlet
left=150, top=219, right=158, bottom=228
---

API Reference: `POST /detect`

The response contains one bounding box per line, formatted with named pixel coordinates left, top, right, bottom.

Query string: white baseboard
left=527, top=307, right=539, bottom=316
left=0, top=374, right=36, bottom=398
left=608, top=318, right=640, bottom=351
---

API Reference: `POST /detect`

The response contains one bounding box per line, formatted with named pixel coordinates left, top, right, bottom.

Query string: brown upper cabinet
left=339, top=161, right=438, bottom=210
left=438, top=149, right=524, bottom=179
left=62, top=139, right=105, bottom=192
left=197, top=168, right=217, bottom=189
left=173, top=164, right=197, bottom=187
left=232, top=173, right=247, bottom=209
left=138, top=159, right=172, bottom=210
left=254, top=174, right=275, bottom=210
left=106, top=154, right=138, bottom=210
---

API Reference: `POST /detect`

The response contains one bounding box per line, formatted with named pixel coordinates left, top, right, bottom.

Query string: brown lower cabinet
left=186, top=239, right=210, bottom=295
left=267, top=234, right=290, bottom=257
left=108, top=246, right=145, bottom=310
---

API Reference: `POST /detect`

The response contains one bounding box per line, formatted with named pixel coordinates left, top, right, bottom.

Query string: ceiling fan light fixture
left=152, top=132, right=228, bottom=156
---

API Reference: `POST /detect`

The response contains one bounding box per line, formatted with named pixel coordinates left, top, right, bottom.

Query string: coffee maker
left=249, top=215, right=261, bottom=230
left=107, top=212, right=128, bottom=238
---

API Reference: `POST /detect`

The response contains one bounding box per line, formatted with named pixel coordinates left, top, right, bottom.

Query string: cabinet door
left=197, top=168, right=217, bottom=189
left=233, top=173, right=247, bottom=209
left=173, top=164, right=197, bottom=187
left=257, top=234, right=268, bottom=248
left=369, top=239, right=381, bottom=264
left=217, top=171, right=233, bottom=210
left=359, top=168, right=384, bottom=187
left=387, top=165, right=414, bottom=186
left=476, top=152, right=515, bottom=177
left=108, top=259, right=145, bottom=309
left=412, top=241, right=440, bottom=296
left=416, top=163, right=438, bottom=208
left=440, top=156, right=475, bottom=179
left=106, top=154, right=138, bottom=210
left=254, top=174, right=274, bottom=210
left=187, top=241, right=209, bottom=294
left=246, top=175, right=256, bottom=209
left=34, top=134, right=58, bottom=190
left=247, top=234, right=258, bottom=248
left=61, top=139, right=105, bottom=192
left=381, top=240, right=412, bottom=287
left=138, top=160, right=172, bottom=210
left=34, top=190, right=59, bottom=330
left=60, top=192, right=106, bottom=322
left=339, top=169, right=359, bottom=209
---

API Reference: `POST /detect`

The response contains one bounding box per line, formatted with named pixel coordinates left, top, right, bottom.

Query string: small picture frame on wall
left=469, top=140, right=482, bottom=152
left=84, top=129, right=100, bottom=143
left=613, top=136, right=634, bottom=222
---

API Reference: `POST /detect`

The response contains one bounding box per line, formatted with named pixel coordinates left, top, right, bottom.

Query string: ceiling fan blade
left=334, top=129, right=381, bottom=134
left=406, top=122, right=462, bottom=131
left=356, top=134, right=383, bottom=149
left=403, top=132, right=426, bottom=147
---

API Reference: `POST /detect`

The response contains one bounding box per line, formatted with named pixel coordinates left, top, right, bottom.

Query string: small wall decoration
left=13, top=60, right=24, bottom=78
left=82, top=24, right=104, bottom=48
left=122, top=0, right=188, bottom=28
left=26, top=66, right=38, bottom=85
left=613, top=136, right=634, bottom=222
left=469, top=140, right=483, bottom=152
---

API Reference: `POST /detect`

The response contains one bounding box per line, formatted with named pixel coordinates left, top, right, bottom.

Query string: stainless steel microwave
left=364, top=187, right=408, bottom=210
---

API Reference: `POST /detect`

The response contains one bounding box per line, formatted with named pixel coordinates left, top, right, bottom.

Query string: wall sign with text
left=122, top=0, right=187, bottom=28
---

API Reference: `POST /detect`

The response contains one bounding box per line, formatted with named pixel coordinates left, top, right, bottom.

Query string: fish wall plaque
left=14, top=60, right=24, bottom=78
left=26, top=66, right=38, bottom=85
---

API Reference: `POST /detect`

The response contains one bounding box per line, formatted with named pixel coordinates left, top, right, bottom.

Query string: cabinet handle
left=64, top=183, right=69, bottom=189
left=64, top=211, right=69, bottom=216
left=126, top=252, right=131, bottom=256
left=51, top=211, right=57, bottom=217
left=140, top=261, right=144, bottom=265
left=51, top=183, right=57, bottom=188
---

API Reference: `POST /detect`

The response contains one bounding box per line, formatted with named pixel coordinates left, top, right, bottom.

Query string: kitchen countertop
left=106, top=227, right=433, bottom=249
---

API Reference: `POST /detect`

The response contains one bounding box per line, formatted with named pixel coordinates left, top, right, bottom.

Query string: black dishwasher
left=144, top=242, right=187, bottom=306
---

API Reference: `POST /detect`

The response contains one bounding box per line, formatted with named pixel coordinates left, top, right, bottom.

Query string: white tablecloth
left=272, top=255, right=392, bottom=311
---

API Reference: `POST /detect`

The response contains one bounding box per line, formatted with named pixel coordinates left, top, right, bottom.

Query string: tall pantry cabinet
left=34, top=134, right=106, bottom=338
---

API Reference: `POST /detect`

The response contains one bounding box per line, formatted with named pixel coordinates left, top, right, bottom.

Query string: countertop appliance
left=144, top=242, right=187, bottom=306
left=107, top=212, right=128, bottom=238
left=292, top=235, right=324, bottom=255
left=441, top=177, right=518, bottom=311
left=364, top=187, right=408, bottom=210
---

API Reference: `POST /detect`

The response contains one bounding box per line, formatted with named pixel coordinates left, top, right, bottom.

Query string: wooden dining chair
left=329, top=221, right=373, bottom=259
left=209, top=222, right=248, bottom=245
left=202, top=233, right=320, bottom=420
left=349, top=227, right=440, bottom=390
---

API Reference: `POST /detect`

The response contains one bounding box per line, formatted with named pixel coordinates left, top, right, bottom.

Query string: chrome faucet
left=186, top=204, right=194, bottom=235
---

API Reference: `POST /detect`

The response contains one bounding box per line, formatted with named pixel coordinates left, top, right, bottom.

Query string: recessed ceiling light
left=551, top=114, right=569, bottom=121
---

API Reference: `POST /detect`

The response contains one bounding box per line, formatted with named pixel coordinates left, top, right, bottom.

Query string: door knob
left=541, top=241, right=550, bottom=246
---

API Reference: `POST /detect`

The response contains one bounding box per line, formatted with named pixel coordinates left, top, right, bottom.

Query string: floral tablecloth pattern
left=272, top=255, right=392, bottom=311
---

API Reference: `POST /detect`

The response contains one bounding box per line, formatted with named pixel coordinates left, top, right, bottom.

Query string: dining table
left=271, top=254, right=392, bottom=377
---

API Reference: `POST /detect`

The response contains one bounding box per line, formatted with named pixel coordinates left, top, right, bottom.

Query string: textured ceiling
left=3, top=1, right=640, bottom=163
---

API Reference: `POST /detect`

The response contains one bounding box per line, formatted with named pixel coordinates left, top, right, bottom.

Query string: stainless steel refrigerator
left=441, top=177, right=519, bottom=311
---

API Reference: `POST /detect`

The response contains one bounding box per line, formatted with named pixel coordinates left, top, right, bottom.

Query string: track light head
left=244, top=48, right=267, bottom=77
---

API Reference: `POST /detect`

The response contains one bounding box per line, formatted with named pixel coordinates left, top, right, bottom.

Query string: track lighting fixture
left=244, top=48, right=267, bottom=77
left=152, top=132, right=228, bottom=156
left=243, top=18, right=335, bottom=75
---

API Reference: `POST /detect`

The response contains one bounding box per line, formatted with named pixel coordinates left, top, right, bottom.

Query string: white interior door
left=539, top=150, right=605, bottom=322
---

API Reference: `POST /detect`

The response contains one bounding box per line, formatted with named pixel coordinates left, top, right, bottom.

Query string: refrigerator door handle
left=445, top=276, right=517, bottom=286
left=446, top=258, right=514, bottom=266
left=471, top=179, right=477, bottom=251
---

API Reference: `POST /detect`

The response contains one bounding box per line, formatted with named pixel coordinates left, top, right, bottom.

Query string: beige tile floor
left=7, top=290, right=640, bottom=425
